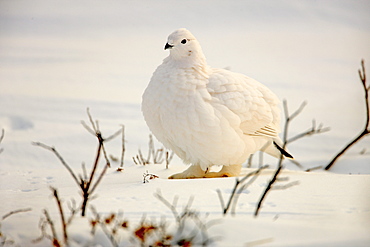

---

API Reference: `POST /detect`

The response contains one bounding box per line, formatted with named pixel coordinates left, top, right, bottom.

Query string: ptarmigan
left=142, top=28, right=292, bottom=179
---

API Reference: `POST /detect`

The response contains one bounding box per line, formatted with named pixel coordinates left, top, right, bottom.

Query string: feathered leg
left=203, top=164, right=242, bottom=178
left=168, top=165, right=207, bottom=179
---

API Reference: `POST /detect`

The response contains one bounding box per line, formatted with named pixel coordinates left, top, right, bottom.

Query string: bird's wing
left=207, top=68, right=280, bottom=138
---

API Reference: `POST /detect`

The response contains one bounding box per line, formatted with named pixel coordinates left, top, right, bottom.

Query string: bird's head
left=164, top=28, right=206, bottom=67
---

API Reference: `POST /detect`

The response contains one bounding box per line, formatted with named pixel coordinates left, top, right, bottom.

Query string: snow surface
left=1, top=0, right=370, bottom=246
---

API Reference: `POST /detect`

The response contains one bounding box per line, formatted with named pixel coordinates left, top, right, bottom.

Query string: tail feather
left=273, top=141, right=294, bottom=159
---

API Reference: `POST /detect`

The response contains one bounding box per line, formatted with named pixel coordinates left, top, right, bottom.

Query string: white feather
left=142, top=28, right=283, bottom=172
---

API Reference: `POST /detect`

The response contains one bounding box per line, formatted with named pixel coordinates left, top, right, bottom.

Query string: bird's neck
left=166, top=53, right=209, bottom=78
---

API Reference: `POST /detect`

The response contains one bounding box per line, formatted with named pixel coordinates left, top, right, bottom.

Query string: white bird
left=142, top=28, right=292, bottom=179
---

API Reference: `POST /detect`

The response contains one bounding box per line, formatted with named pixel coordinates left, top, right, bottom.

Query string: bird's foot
left=203, top=164, right=242, bottom=178
left=168, top=165, right=206, bottom=179
left=169, top=164, right=242, bottom=179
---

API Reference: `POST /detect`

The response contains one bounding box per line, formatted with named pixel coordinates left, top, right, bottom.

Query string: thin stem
left=89, top=161, right=109, bottom=195
left=2, top=208, right=32, bottom=220
left=86, top=140, right=103, bottom=192
left=50, top=187, right=68, bottom=244
left=43, top=209, right=59, bottom=245
left=254, top=165, right=283, bottom=217
left=120, top=125, right=125, bottom=167
left=32, top=142, right=80, bottom=186
left=325, top=59, right=369, bottom=170
left=217, top=165, right=268, bottom=215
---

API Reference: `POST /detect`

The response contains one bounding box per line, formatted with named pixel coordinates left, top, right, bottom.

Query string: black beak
left=164, top=43, right=173, bottom=50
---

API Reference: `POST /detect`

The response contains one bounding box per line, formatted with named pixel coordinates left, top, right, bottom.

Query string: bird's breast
left=142, top=65, right=249, bottom=167
left=143, top=67, right=212, bottom=130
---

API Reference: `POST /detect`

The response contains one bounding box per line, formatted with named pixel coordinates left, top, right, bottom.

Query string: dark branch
left=89, top=160, right=110, bottom=195
left=50, top=187, right=68, bottom=245
left=85, top=140, right=103, bottom=193
left=217, top=165, right=268, bottom=215
left=119, top=125, right=125, bottom=168
left=254, top=165, right=283, bottom=217
left=34, top=108, right=122, bottom=217
left=325, top=59, right=370, bottom=170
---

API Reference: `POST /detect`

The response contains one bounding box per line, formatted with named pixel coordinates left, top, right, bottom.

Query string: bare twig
left=133, top=134, right=174, bottom=167
left=105, top=129, right=122, bottom=142
left=217, top=165, right=268, bottom=215
left=86, top=141, right=102, bottom=191
left=272, top=180, right=300, bottom=190
left=50, top=187, right=68, bottom=245
left=287, top=119, right=330, bottom=143
left=90, top=206, right=120, bottom=247
left=154, top=191, right=183, bottom=224
left=148, top=134, right=155, bottom=162
left=153, top=148, right=164, bottom=164
left=277, top=100, right=329, bottom=169
left=288, top=159, right=304, bottom=169
left=43, top=209, right=60, bottom=247
left=32, top=142, right=80, bottom=186
left=253, top=165, right=299, bottom=217
left=34, top=109, right=122, bottom=217
left=274, top=100, right=307, bottom=168
left=117, top=125, right=125, bottom=170
left=254, top=165, right=282, bottom=217
left=165, top=151, right=170, bottom=169
left=0, top=128, right=4, bottom=143
left=282, top=100, right=307, bottom=148
left=239, top=98, right=326, bottom=185
left=67, top=199, right=78, bottom=225
left=81, top=162, right=88, bottom=181
left=33, top=188, right=77, bottom=246
left=89, top=160, right=110, bottom=196
left=154, top=190, right=217, bottom=246
left=325, top=60, right=369, bottom=170
left=165, top=150, right=174, bottom=169
left=139, top=149, right=149, bottom=165
left=81, top=109, right=120, bottom=214
left=133, top=148, right=151, bottom=165
left=0, top=128, right=4, bottom=154
left=246, top=154, right=253, bottom=168
left=80, top=110, right=116, bottom=216
left=81, top=109, right=95, bottom=135
left=305, top=165, right=323, bottom=172
left=2, top=208, right=32, bottom=221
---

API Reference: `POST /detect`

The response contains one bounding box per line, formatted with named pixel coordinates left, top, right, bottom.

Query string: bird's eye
left=181, top=39, right=187, bottom=44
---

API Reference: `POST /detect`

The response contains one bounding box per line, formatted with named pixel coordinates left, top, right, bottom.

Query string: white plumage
left=142, top=28, right=288, bottom=179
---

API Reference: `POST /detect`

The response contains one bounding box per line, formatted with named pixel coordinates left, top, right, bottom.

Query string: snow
left=1, top=163, right=370, bottom=246
left=1, top=0, right=370, bottom=246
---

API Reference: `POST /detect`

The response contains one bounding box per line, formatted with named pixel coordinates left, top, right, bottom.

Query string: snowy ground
left=1, top=1, right=370, bottom=246
left=1, top=150, right=370, bottom=246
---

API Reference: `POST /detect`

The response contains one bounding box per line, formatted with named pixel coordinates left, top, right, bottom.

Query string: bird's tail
left=261, top=138, right=294, bottom=159
left=273, top=141, right=293, bottom=159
